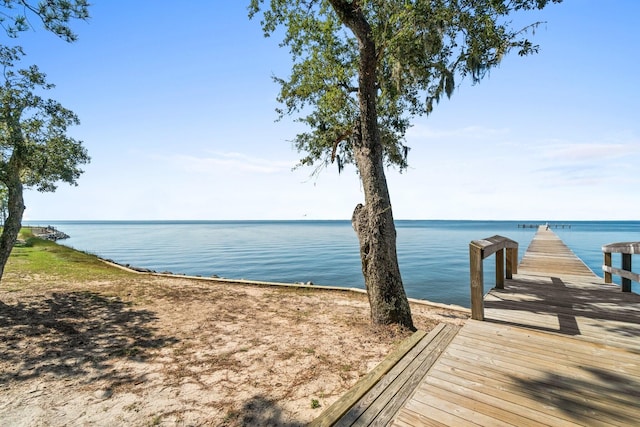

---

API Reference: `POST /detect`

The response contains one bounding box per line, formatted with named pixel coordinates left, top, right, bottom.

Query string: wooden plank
left=430, top=323, right=640, bottom=426
left=432, top=356, right=637, bottom=421
left=441, top=343, right=634, bottom=394
left=602, top=265, right=639, bottom=283
left=393, top=401, right=474, bottom=427
left=470, top=235, right=517, bottom=259
left=439, top=349, right=640, bottom=419
left=431, top=354, right=636, bottom=426
left=399, top=393, right=512, bottom=427
left=405, top=385, right=523, bottom=427
left=392, top=408, right=446, bottom=427
left=485, top=297, right=640, bottom=327
left=485, top=303, right=640, bottom=334
left=461, top=320, right=639, bottom=360
left=602, top=241, right=640, bottom=254
left=334, top=326, right=441, bottom=425
left=363, top=325, right=459, bottom=426
left=456, top=322, right=640, bottom=374
left=309, top=328, right=428, bottom=427
left=335, top=324, right=458, bottom=426
left=484, top=269, right=640, bottom=352
left=419, top=374, right=595, bottom=427
left=483, top=314, right=640, bottom=351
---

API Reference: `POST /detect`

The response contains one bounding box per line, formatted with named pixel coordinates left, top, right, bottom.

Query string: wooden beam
left=471, top=235, right=518, bottom=260
left=622, top=253, right=632, bottom=292
left=603, top=252, right=612, bottom=283
left=601, top=241, right=640, bottom=254
left=602, top=265, right=640, bottom=286
left=506, top=247, right=517, bottom=277
left=495, top=249, right=504, bottom=289
left=470, top=244, right=484, bottom=321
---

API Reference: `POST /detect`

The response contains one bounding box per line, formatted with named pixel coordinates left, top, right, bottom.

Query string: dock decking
left=484, top=227, right=640, bottom=351
left=314, top=226, right=640, bottom=426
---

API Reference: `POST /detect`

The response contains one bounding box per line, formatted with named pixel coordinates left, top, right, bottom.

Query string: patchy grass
left=6, top=230, right=134, bottom=282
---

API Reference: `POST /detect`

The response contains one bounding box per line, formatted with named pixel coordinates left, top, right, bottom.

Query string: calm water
left=24, top=220, right=640, bottom=307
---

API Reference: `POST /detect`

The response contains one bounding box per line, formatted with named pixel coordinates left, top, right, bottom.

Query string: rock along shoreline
left=28, top=226, right=70, bottom=241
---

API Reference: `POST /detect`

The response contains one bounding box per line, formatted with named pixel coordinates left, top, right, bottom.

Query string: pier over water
left=517, top=223, right=572, bottom=229
left=313, top=226, right=640, bottom=426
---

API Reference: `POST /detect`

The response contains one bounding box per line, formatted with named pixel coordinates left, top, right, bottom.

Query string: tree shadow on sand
left=0, top=291, right=177, bottom=384
left=226, top=395, right=305, bottom=427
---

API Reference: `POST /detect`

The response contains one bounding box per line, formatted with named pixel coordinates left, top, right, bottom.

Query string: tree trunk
left=0, top=168, right=26, bottom=280
left=350, top=114, right=414, bottom=329
left=351, top=191, right=414, bottom=329
left=332, top=0, right=414, bottom=330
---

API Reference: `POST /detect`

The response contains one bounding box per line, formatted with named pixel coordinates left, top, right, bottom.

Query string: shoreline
left=98, top=257, right=471, bottom=314
left=27, top=224, right=471, bottom=313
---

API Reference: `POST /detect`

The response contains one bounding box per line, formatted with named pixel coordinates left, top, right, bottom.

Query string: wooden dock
left=484, top=227, right=640, bottom=351
left=313, top=226, right=640, bottom=426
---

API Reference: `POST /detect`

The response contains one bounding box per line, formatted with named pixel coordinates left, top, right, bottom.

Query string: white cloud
left=538, top=142, right=638, bottom=162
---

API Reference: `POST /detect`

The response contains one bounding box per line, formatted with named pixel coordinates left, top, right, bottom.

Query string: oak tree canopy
left=250, top=0, right=561, bottom=328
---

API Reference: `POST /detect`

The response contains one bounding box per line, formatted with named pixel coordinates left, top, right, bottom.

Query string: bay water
left=24, top=220, right=640, bottom=307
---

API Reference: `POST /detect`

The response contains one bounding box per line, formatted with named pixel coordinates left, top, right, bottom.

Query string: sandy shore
left=0, top=268, right=468, bottom=426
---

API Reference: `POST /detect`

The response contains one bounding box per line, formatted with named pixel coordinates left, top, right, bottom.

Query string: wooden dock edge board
left=371, top=324, right=461, bottom=426
left=337, top=324, right=461, bottom=426
left=309, top=326, right=443, bottom=427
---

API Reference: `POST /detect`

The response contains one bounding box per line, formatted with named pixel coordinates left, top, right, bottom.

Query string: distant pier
left=517, top=223, right=571, bottom=229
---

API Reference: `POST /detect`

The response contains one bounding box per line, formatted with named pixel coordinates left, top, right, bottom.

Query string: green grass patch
left=5, top=229, right=135, bottom=281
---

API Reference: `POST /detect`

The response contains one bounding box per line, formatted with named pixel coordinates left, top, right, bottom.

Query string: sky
left=10, top=0, right=640, bottom=221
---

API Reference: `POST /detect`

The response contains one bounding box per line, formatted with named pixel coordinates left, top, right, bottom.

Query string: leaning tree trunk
left=351, top=114, right=414, bottom=328
left=0, top=168, right=25, bottom=280
left=351, top=174, right=414, bottom=329
left=338, top=1, right=414, bottom=330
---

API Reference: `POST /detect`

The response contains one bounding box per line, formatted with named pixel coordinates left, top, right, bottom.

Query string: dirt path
left=0, top=273, right=468, bottom=426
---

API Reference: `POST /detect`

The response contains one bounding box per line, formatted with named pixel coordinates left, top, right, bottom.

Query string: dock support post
left=604, top=252, right=612, bottom=283
left=506, top=247, right=517, bottom=278
left=495, top=249, right=504, bottom=289
left=469, top=236, right=518, bottom=321
left=622, top=254, right=632, bottom=292
left=470, top=244, right=484, bottom=321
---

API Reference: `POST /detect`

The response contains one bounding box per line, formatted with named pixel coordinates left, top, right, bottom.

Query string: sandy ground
left=0, top=271, right=468, bottom=426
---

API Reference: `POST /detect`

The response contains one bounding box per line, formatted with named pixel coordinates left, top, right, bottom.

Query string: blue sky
left=14, top=0, right=640, bottom=221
